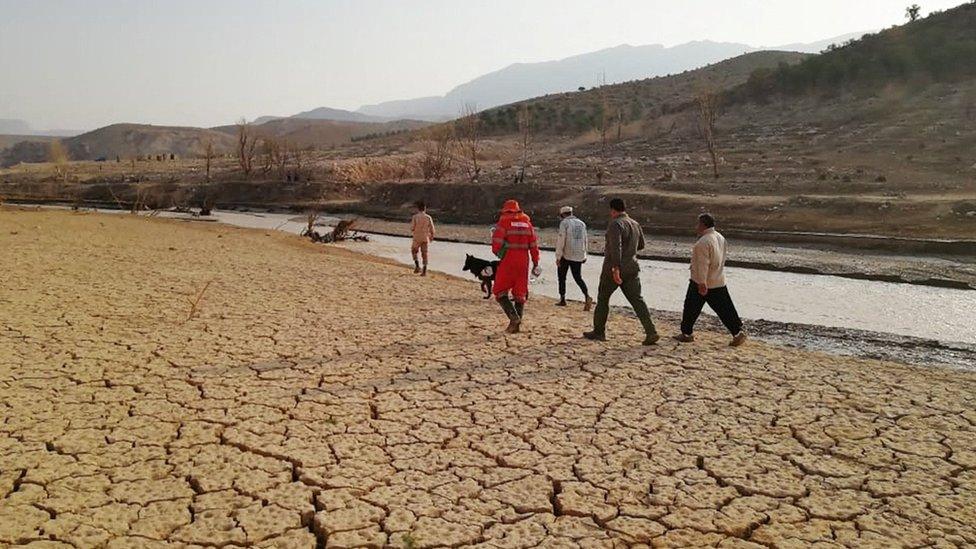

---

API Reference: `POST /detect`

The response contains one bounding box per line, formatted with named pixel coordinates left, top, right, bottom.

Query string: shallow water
left=37, top=207, right=976, bottom=346
left=342, top=232, right=976, bottom=346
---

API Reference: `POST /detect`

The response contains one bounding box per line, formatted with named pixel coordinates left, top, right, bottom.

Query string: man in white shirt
left=675, top=213, right=746, bottom=347
left=554, top=206, right=593, bottom=310
left=410, top=200, right=435, bottom=276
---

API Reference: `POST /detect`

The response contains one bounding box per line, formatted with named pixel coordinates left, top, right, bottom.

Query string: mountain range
left=0, top=118, right=81, bottom=137
left=352, top=32, right=868, bottom=121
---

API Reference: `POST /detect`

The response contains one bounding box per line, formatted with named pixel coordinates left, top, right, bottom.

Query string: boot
left=497, top=296, right=521, bottom=334
left=413, top=260, right=421, bottom=274
left=556, top=297, right=567, bottom=307
left=421, top=265, right=427, bottom=277
left=514, top=301, right=525, bottom=327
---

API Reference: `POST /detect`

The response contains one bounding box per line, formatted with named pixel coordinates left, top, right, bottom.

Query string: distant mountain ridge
left=0, top=118, right=83, bottom=137
left=249, top=107, right=396, bottom=127
left=355, top=32, right=868, bottom=121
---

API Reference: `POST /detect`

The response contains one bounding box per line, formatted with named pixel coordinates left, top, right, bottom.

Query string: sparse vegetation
left=696, top=89, right=720, bottom=178
left=516, top=104, right=532, bottom=184
left=48, top=141, right=69, bottom=182
left=204, top=140, right=214, bottom=183
left=456, top=104, right=482, bottom=182
left=418, top=125, right=454, bottom=182
left=735, top=3, right=976, bottom=102
left=184, top=279, right=214, bottom=324
left=236, top=119, right=257, bottom=178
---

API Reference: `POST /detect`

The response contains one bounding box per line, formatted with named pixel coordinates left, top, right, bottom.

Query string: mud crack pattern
left=1, top=210, right=975, bottom=548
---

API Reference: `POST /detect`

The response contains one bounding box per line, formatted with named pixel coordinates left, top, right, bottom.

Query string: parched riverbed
left=2, top=208, right=975, bottom=547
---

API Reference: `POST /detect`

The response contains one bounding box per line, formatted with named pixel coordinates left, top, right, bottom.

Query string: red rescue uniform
left=492, top=206, right=540, bottom=303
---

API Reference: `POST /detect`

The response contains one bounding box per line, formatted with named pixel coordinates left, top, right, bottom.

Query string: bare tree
left=696, top=90, right=720, bottom=179
left=419, top=125, right=454, bottom=182
left=48, top=140, right=69, bottom=182
left=906, top=4, right=921, bottom=21
left=594, top=84, right=612, bottom=185
left=456, top=104, right=481, bottom=182
left=616, top=107, right=624, bottom=142
left=516, top=104, right=532, bottom=184
left=274, top=139, right=290, bottom=181
left=204, top=140, right=214, bottom=183
left=236, top=119, right=257, bottom=178
left=260, top=138, right=277, bottom=175
left=291, top=145, right=310, bottom=181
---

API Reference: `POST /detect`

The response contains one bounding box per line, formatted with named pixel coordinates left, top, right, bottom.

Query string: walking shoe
left=582, top=331, right=607, bottom=341
left=643, top=333, right=661, bottom=346
left=556, top=299, right=567, bottom=307
left=730, top=332, right=747, bottom=347
left=584, top=296, right=593, bottom=312
left=506, top=319, right=521, bottom=334
left=673, top=333, right=695, bottom=343
left=421, top=266, right=427, bottom=277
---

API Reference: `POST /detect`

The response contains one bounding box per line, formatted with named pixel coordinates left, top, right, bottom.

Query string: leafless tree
left=456, top=104, right=481, bottom=182
left=291, top=145, right=310, bottom=181
left=594, top=85, right=612, bottom=184
left=48, top=140, right=69, bottom=182
left=236, top=119, right=257, bottom=178
left=204, top=140, right=214, bottom=183
left=260, top=138, right=277, bottom=175
left=516, top=104, right=532, bottom=184
left=616, top=107, right=624, bottom=142
left=419, top=125, right=454, bottom=182
left=696, top=90, right=720, bottom=179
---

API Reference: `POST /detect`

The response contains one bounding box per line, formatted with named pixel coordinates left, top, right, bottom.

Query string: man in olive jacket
left=584, top=198, right=660, bottom=345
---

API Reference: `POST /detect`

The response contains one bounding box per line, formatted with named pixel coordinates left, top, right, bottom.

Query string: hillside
left=59, top=124, right=237, bottom=160
left=474, top=50, right=811, bottom=134
left=732, top=2, right=976, bottom=103
left=356, top=33, right=864, bottom=120
left=251, top=107, right=394, bottom=126
left=214, top=118, right=430, bottom=148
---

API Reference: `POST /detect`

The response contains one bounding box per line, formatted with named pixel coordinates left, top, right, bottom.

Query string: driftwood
left=302, top=218, right=369, bottom=243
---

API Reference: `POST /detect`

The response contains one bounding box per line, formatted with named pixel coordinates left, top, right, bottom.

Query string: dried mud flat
left=2, top=209, right=975, bottom=549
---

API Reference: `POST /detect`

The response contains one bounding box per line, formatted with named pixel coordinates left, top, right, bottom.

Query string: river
left=26, top=206, right=976, bottom=350
left=190, top=210, right=976, bottom=347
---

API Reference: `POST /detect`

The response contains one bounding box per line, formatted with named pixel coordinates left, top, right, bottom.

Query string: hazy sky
left=0, top=0, right=967, bottom=130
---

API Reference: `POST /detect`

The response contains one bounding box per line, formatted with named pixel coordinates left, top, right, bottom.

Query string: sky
left=0, top=0, right=967, bottom=130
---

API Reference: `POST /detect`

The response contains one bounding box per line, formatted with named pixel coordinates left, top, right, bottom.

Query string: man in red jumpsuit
left=492, top=199, right=541, bottom=333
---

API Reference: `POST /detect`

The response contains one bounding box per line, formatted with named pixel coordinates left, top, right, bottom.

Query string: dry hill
left=212, top=118, right=430, bottom=148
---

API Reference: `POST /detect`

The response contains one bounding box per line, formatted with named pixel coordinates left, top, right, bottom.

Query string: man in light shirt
left=555, top=206, right=593, bottom=310
left=675, top=213, right=746, bottom=347
left=410, top=200, right=435, bottom=276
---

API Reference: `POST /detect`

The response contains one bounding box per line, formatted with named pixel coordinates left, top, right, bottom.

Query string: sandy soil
left=350, top=216, right=976, bottom=289
left=2, top=209, right=976, bottom=548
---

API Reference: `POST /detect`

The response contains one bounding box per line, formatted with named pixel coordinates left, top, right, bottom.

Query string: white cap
left=560, top=206, right=573, bottom=215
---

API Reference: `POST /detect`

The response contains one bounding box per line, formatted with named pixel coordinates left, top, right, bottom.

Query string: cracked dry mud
left=2, top=209, right=975, bottom=549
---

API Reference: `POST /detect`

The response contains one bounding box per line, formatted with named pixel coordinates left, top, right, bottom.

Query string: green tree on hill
left=906, top=4, right=921, bottom=21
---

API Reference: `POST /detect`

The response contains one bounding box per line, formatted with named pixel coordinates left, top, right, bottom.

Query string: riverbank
left=350, top=216, right=976, bottom=290
left=2, top=208, right=975, bottom=547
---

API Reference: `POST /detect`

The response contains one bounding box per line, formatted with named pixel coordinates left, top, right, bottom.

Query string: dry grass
left=184, top=279, right=214, bottom=323
left=334, top=156, right=418, bottom=183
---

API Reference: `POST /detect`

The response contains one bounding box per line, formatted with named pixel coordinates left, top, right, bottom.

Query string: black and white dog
left=462, top=254, right=500, bottom=299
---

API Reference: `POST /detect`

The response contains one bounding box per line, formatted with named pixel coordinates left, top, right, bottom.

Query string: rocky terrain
left=2, top=208, right=975, bottom=547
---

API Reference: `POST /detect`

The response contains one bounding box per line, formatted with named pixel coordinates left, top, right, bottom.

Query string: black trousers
left=680, top=280, right=743, bottom=336
left=557, top=259, right=589, bottom=298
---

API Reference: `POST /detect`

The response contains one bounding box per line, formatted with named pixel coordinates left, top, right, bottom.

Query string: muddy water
left=34, top=207, right=976, bottom=347
left=342, top=232, right=976, bottom=347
